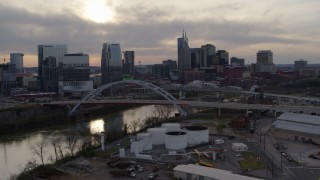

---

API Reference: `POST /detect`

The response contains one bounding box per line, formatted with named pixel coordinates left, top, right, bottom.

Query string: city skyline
left=0, top=0, right=319, bottom=67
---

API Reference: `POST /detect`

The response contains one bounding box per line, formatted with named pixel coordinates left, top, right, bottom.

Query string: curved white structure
left=69, top=80, right=187, bottom=116
left=165, top=131, right=187, bottom=150
left=137, top=133, right=152, bottom=151
left=185, top=126, right=209, bottom=145
left=147, top=128, right=166, bottom=145
left=162, top=123, right=181, bottom=132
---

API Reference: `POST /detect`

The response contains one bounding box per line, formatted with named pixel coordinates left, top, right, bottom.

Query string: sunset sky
left=0, top=0, right=319, bottom=67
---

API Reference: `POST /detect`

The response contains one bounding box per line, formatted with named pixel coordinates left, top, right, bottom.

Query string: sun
left=84, top=0, right=113, bottom=23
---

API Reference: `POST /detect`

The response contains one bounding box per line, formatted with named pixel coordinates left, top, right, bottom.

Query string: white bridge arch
left=68, top=80, right=188, bottom=116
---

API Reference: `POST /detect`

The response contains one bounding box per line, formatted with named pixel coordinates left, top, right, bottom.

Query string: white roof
left=174, top=164, right=262, bottom=180
left=277, top=112, right=320, bottom=126
left=272, top=120, right=320, bottom=135
left=232, top=143, right=247, bottom=147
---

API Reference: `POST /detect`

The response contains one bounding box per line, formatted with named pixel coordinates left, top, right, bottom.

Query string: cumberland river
left=0, top=105, right=166, bottom=180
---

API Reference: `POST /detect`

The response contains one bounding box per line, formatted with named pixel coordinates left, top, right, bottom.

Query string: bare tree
left=51, top=137, right=64, bottom=161
left=154, top=105, right=175, bottom=122
left=131, top=120, right=139, bottom=133
left=30, top=140, right=47, bottom=166
left=65, top=135, right=79, bottom=157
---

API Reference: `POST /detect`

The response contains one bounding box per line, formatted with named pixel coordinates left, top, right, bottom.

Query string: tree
left=65, top=135, right=79, bottom=157
left=51, top=137, right=64, bottom=161
left=30, top=140, right=47, bottom=166
left=153, top=105, right=175, bottom=122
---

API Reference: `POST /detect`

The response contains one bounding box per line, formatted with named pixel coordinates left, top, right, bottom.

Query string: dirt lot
left=48, top=157, right=174, bottom=180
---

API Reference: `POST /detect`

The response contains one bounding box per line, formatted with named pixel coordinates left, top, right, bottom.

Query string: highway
left=44, top=99, right=320, bottom=114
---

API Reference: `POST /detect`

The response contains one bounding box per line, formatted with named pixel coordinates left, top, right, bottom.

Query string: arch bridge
left=68, top=80, right=188, bottom=117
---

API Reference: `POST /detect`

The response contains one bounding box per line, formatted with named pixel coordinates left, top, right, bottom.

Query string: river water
left=0, top=105, right=164, bottom=180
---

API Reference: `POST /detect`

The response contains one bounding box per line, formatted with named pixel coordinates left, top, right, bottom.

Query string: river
left=0, top=105, right=166, bottom=180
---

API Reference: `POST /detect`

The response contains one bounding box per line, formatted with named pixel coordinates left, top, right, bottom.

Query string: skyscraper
left=10, top=53, right=24, bottom=73
left=190, top=48, right=201, bottom=69
left=217, top=50, right=229, bottom=65
left=101, top=43, right=122, bottom=84
left=257, top=50, right=273, bottom=64
left=123, top=51, right=135, bottom=76
left=200, top=44, right=216, bottom=68
left=38, top=44, right=68, bottom=91
left=256, top=50, right=276, bottom=73
left=177, top=31, right=191, bottom=82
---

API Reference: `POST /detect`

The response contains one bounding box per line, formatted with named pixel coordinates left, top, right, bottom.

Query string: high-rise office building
left=58, top=53, right=92, bottom=96
left=0, top=63, right=16, bottom=94
left=256, top=50, right=276, bottom=73
left=42, top=56, right=58, bottom=92
left=257, top=50, right=273, bottom=64
left=177, top=31, right=191, bottom=82
left=294, top=59, right=307, bottom=70
left=10, top=53, right=24, bottom=73
left=230, top=57, right=245, bottom=67
left=38, top=44, right=68, bottom=91
left=123, top=51, right=135, bottom=76
left=101, top=43, right=122, bottom=84
left=190, top=48, right=201, bottom=69
left=200, top=44, right=216, bottom=68
left=217, top=50, right=229, bottom=65
left=162, top=59, right=177, bottom=78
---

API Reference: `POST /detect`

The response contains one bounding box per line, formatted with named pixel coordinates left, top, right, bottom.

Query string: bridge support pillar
left=101, top=132, right=105, bottom=151
left=179, top=90, right=186, bottom=100
left=274, top=111, right=277, bottom=117
left=218, top=107, right=221, bottom=117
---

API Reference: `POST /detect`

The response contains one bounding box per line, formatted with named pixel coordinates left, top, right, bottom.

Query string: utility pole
left=280, top=153, right=283, bottom=172
left=139, top=61, right=141, bottom=74
left=264, top=133, right=266, bottom=151
left=271, top=157, right=274, bottom=177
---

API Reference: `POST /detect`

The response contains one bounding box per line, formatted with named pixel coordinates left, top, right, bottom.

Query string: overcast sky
left=0, top=0, right=319, bottom=67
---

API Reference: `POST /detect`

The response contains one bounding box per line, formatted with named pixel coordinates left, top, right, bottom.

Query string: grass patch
left=239, top=152, right=264, bottom=171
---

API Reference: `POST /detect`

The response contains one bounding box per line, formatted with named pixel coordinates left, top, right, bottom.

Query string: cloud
left=0, top=0, right=319, bottom=66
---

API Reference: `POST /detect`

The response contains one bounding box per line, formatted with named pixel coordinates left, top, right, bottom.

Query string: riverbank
left=0, top=104, right=136, bottom=136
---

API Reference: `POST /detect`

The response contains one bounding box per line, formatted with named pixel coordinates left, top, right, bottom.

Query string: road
left=45, top=99, right=320, bottom=114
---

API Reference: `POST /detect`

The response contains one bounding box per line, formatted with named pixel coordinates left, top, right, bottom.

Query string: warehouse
left=173, top=164, right=262, bottom=180
left=270, top=113, right=320, bottom=144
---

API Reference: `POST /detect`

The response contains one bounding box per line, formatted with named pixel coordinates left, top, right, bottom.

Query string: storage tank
left=147, top=128, right=166, bottom=145
left=137, top=133, right=152, bottom=151
left=138, top=140, right=143, bottom=153
left=161, top=123, right=181, bottom=132
left=119, top=148, right=125, bottom=157
left=130, top=141, right=140, bottom=154
left=185, top=126, right=209, bottom=145
left=165, top=131, right=187, bottom=150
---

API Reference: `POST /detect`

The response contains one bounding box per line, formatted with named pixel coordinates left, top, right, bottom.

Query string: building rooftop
left=272, top=120, right=320, bottom=136
left=277, top=112, right=320, bottom=126
left=174, top=164, right=262, bottom=180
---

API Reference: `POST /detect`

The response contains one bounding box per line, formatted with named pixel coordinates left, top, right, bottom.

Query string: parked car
left=236, top=154, right=243, bottom=157
left=138, top=167, right=144, bottom=172
left=130, top=171, right=136, bottom=178
left=281, top=152, right=288, bottom=158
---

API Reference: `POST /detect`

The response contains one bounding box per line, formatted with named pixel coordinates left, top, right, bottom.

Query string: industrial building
left=173, top=164, right=262, bottom=180
left=130, top=123, right=209, bottom=155
left=270, top=113, right=320, bottom=144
